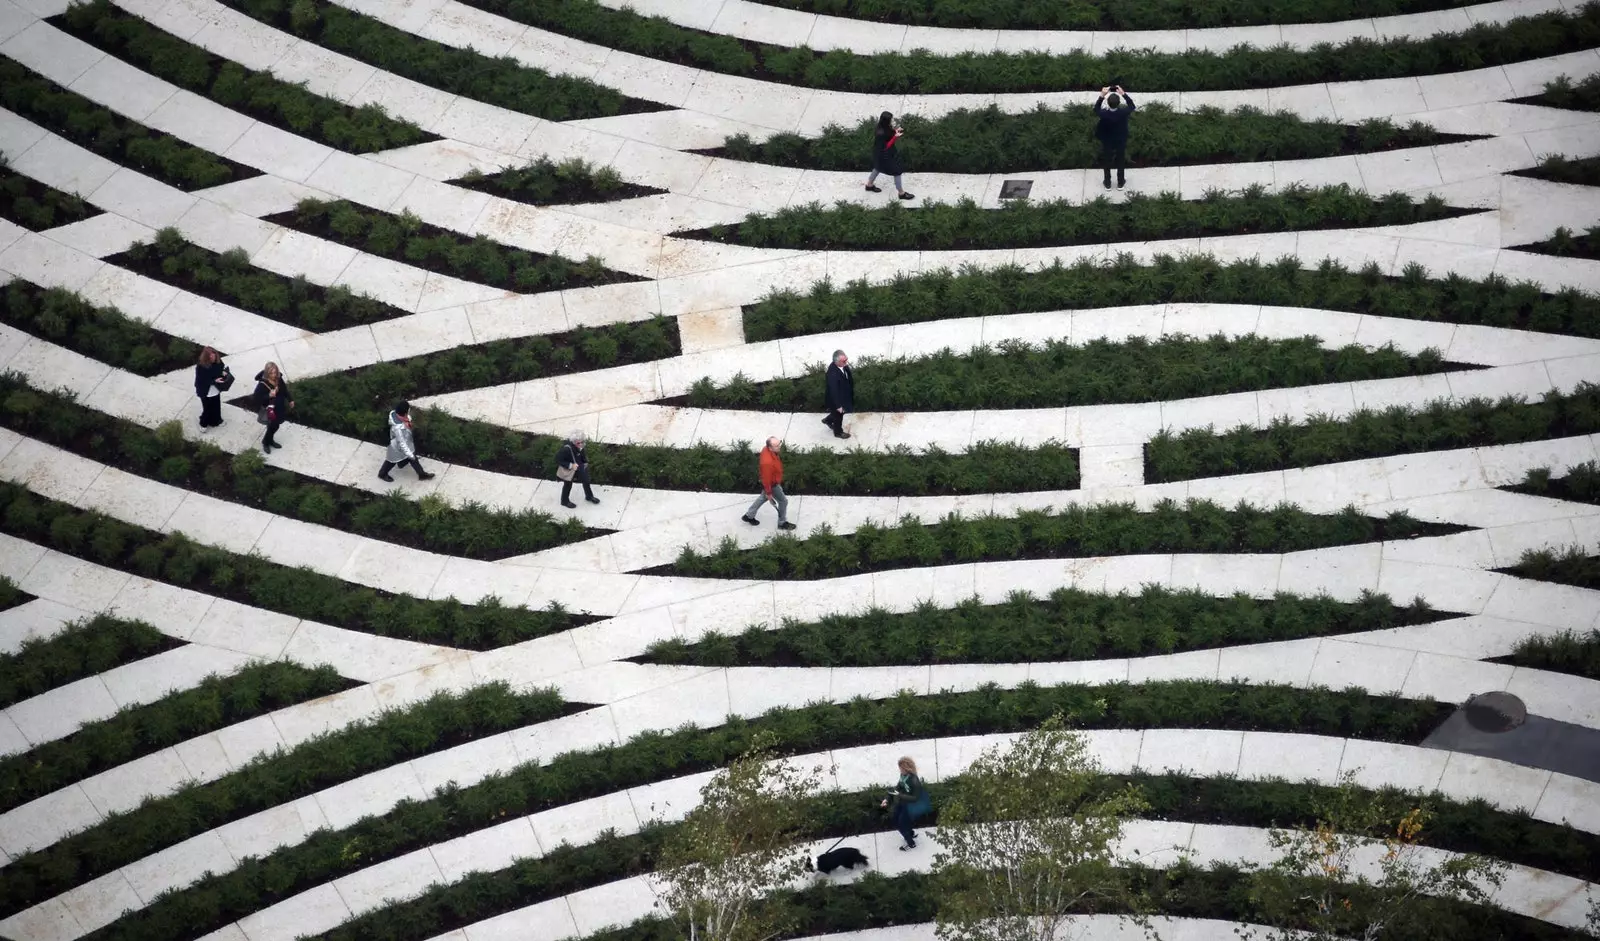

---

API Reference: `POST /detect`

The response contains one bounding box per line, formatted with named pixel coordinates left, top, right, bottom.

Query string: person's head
left=878, top=111, right=893, bottom=131
left=262, top=361, right=280, bottom=383
left=1106, top=93, right=1122, bottom=109
left=393, top=401, right=410, bottom=418
left=199, top=346, right=219, bottom=365
left=833, top=349, right=848, bottom=366
left=766, top=436, right=781, bottom=452
left=898, top=756, right=918, bottom=776
left=570, top=430, right=586, bottom=448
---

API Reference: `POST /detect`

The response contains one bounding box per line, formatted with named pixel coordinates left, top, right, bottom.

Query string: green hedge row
left=679, top=335, right=1458, bottom=411
left=271, top=198, right=639, bottom=294
left=1522, top=73, right=1600, bottom=111
left=1145, top=384, right=1600, bottom=482
left=0, top=661, right=352, bottom=814
left=1511, top=154, right=1600, bottom=187
left=308, top=768, right=1600, bottom=941
left=74, top=679, right=1447, bottom=940
left=640, top=585, right=1448, bottom=666
left=0, top=56, right=253, bottom=191
left=55, top=1, right=431, bottom=153
left=0, top=164, right=97, bottom=230
left=1503, top=544, right=1600, bottom=591
left=1492, top=628, right=1600, bottom=682
left=590, top=868, right=1579, bottom=941
left=741, top=0, right=1487, bottom=30
left=112, top=227, right=408, bottom=332
left=0, top=281, right=198, bottom=376
left=452, top=156, right=665, bottom=206
left=688, top=186, right=1465, bottom=251
left=1508, top=462, right=1600, bottom=505
left=0, top=575, right=27, bottom=611
left=287, top=316, right=678, bottom=423
left=742, top=254, right=1600, bottom=341
left=1516, top=225, right=1600, bottom=262
left=0, top=614, right=179, bottom=710
left=0, top=374, right=595, bottom=560
left=3, top=682, right=569, bottom=922
left=218, top=0, right=660, bottom=120
left=660, top=500, right=1453, bottom=580
left=0, top=482, right=580, bottom=649
left=713, top=104, right=1465, bottom=173
left=452, top=0, right=1600, bottom=94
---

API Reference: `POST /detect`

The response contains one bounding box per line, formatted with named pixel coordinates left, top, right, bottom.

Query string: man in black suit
left=823, top=349, right=853, bottom=439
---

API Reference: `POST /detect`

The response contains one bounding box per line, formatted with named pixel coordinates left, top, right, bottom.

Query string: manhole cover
left=999, top=179, right=1033, bottom=199
left=1464, top=691, right=1527, bottom=733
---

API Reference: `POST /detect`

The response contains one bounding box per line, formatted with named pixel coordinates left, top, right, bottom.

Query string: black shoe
left=778, top=522, right=796, bottom=530
left=378, top=472, right=395, bottom=482
left=833, top=430, right=851, bottom=439
left=417, top=471, right=436, bottom=481
left=742, top=515, right=760, bottom=526
left=1117, top=179, right=1126, bottom=189
left=898, top=191, right=914, bottom=200
left=270, top=441, right=283, bottom=450
left=865, top=184, right=881, bottom=193
left=1103, top=178, right=1112, bottom=189
left=585, top=495, right=600, bottom=504
left=561, top=499, right=577, bottom=508
left=262, top=443, right=272, bottom=454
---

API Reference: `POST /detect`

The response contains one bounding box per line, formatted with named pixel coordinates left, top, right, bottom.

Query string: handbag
left=556, top=465, right=575, bottom=482
left=217, top=367, right=234, bottom=392
left=257, top=405, right=276, bottom=425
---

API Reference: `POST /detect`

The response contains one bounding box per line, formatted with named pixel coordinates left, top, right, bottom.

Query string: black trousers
left=380, top=458, right=428, bottom=477
left=822, top=409, right=845, bottom=431
left=1100, top=141, right=1127, bottom=185
left=199, top=395, right=222, bottom=427
left=560, top=464, right=594, bottom=501
left=262, top=419, right=282, bottom=446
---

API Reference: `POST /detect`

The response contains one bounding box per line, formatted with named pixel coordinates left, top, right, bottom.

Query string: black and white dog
left=806, top=845, right=870, bottom=875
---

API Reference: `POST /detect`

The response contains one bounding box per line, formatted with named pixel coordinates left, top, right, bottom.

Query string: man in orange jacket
left=742, top=436, right=796, bottom=530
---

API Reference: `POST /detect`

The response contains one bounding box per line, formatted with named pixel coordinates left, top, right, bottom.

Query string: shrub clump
left=0, top=615, right=179, bottom=710
left=452, top=157, right=665, bottom=205
left=0, top=165, right=97, bottom=230
left=0, top=282, right=198, bottom=375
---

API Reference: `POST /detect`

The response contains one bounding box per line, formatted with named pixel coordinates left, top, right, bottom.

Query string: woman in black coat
left=194, top=346, right=229, bottom=428
left=252, top=361, right=293, bottom=453
left=864, top=111, right=914, bottom=200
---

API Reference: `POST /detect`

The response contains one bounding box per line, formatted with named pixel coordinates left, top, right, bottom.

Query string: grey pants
left=746, top=485, right=788, bottom=524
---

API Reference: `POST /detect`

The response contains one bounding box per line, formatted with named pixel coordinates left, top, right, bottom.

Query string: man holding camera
left=1094, top=84, right=1136, bottom=190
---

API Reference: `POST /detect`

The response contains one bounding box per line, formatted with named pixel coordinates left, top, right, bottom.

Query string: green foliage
left=0, top=661, right=352, bottom=812
left=1514, top=153, right=1600, bottom=187
left=1146, top=384, right=1600, bottom=482
left=0, top=373, right=593, bottom=559
left=7, top=683, right=568, bottom=925
left=447, top=0, right=1600, bottom=94
left=685, top=335, right=1457, bottom=411
left=291, top=316, right=679, bottom=418
left=0, top=57, right=249, bottom=190
left=276, top=198, right=638, bottom=293
left=454, top=156, right=663, bottom=205
left=1518, top=224, right=1600, bottom=261
left=0, top=574, right=28, bottom=610
left=0, top=615, right=177, bottom=709
left=0, top=164, right=97, bottom=230
left=56, top=0, right=430, bottom=152
left=720, top=104, right=1460, bottom=173
left=0, top=281, right=198, bottom=375
left=0, top=480, right=577, bottom=648
left=215, top=0, right=657, bottom=120
left=114, top=228, right=405, bottom=331
left=1504, top=543, right=1600, bottom=590
left=743, top=254, right=1600, bottom=341
left=64, top=680, right=1448, bottom=938
left=726, top=0, right=1489, bottom=29
left=1494, top=628, right=1600, bottom=682
left=642, top=587, right=1448, bottom=667
left=1526, top=73, right=1600, bottom=111
left=691, top=185, right=1463, bottom=251
left=1508, top=461, right=1600, bottom=505
left=663, top=501, right=1453, bottom=580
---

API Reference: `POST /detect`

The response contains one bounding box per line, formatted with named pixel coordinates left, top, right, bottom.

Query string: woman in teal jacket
left=880, top=756, right=932, bottom=850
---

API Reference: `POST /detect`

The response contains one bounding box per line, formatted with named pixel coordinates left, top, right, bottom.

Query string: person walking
left=252, top=361, right=292, bottom=453
left=879, top=756, right=932, bottom=851
left=823, top=350, right=854, bottom=439
left=556, top=432, right=600, bottom=508
left=379, top=401, right=436, bottom=482
left=1093, top=85, right=1136, bottom=190
left=865, top=111, right=914, bottom=200
left=194, top=346, right=230, bottom=429
left=742, top=436, right=796, bottom=530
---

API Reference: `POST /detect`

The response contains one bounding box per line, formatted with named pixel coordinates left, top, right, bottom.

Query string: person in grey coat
left=378, top=401, right=436, bottom=482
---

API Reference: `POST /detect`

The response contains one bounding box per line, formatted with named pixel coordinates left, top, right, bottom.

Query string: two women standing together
left=193, top=348, right=292, bottom=454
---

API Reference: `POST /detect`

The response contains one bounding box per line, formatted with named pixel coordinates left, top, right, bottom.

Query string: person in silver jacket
left=378, top=401, right=436, bottom=482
